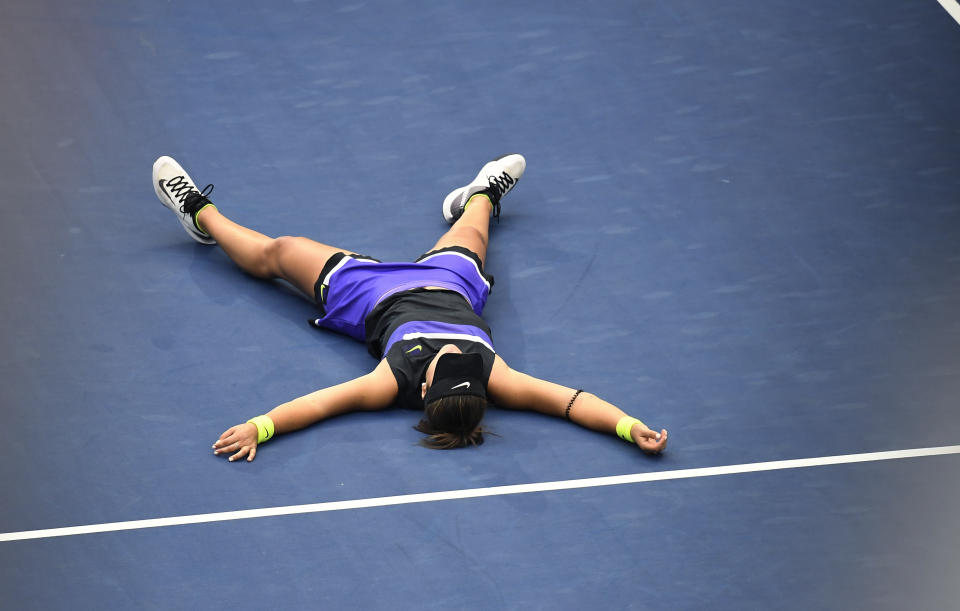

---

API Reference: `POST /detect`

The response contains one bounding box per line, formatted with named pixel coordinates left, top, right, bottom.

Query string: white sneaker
left=442, top=154, right=526, bottom=224
left=153, top=156, right=217, bottom=244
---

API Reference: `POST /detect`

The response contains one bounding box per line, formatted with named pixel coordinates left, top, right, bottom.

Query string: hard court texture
left=1, top=0, right=959, bottom=609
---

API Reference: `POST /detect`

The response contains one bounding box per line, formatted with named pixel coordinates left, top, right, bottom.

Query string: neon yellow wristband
left=616, top=416, right=646, bottom=443
left=247, top=415, right=275, bottom=444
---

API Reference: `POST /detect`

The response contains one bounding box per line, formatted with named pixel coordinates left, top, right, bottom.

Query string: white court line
left=2, top=445, right=958, bottom=543
left=937, top=0, right=960, bottom=26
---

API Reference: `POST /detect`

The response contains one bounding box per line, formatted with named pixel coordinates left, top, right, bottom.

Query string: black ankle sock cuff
left=475, top=187, right=501, bottom=205
left=192, top=202, right=216, bottom=235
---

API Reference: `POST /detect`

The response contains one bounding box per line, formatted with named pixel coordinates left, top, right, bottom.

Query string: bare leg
left=426, top=194, right=493, bottom=266
left=196, top=206, right=355, bottom=299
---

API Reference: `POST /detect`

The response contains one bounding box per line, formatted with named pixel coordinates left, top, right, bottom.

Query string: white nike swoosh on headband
left=451, top=382, right=471, bottom=390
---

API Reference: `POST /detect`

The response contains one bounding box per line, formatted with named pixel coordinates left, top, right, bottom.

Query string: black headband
left=424, top=352, right=486, bottom=405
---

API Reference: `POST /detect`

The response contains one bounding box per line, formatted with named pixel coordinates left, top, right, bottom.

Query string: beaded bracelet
left=565, top=389, right=583, bottom=420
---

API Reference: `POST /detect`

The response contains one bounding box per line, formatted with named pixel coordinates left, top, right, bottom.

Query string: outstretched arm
left=487, top=356, right=667, bottom=454
left=213, top=359, right=399, bottom=462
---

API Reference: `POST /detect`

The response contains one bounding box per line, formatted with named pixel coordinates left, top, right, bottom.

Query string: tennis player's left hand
left=213, top=423, right=259, bottom=462
left=632, top=425, right=668, bottom=455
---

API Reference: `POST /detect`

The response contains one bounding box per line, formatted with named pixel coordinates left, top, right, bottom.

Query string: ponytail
left=414, top=394, right=487, bottom=450
left=416, top=428, right=485, bottom=450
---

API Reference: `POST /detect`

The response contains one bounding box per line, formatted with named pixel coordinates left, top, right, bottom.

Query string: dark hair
left=414, top=394, right=487, bottom=449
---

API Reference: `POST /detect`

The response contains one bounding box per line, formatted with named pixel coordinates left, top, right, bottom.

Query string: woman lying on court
left=153, top=154, right=668, bottom=461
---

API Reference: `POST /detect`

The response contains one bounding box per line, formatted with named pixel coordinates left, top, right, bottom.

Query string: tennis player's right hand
left=213, top=423, right=259, bottom=462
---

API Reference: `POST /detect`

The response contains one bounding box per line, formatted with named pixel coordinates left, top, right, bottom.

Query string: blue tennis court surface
left=2, top=0, right=959, bottom=608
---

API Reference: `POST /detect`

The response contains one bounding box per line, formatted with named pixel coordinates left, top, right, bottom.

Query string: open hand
left=631, top=425, right=668, bottom=455
left=213, top=422, right=259, bottom=462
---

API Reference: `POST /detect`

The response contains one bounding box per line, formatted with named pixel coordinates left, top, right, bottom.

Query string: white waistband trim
left=400, top=332, right=495, bottom=353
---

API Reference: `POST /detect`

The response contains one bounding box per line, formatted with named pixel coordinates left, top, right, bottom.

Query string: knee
left=451, top=226, right=487, bottom=251
left=263, top=235, right=303, bottom=276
